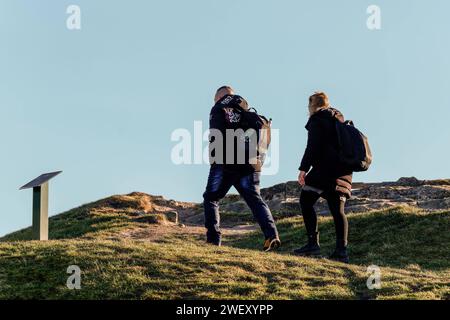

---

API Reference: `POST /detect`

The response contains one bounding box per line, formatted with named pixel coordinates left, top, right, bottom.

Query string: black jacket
left=299, top=108, right=353, bottom=195
left=209, top=95, right=255, bottom=173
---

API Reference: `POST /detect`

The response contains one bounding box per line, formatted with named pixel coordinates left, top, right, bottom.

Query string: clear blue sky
left=1, top=0, right=449, bottom=236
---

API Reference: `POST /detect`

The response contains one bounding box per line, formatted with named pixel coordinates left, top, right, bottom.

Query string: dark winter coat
left=299, top=107, right=353, bottom=197
left=209, top=94, right=255, bottom=173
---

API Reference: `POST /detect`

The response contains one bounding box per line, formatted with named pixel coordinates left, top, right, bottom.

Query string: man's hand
left=298, top=171, right=306, bottom=186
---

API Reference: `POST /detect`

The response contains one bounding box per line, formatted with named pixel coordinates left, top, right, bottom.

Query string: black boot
left=206, top=230, right=221, bottom=246
left=293, top=232, right=321, bottom=256
left=329, top=239, right=349, bottom=263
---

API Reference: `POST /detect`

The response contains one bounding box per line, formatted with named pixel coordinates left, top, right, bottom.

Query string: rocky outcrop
left=77, top=177, right=450, bottom=226
left=220, top=177, right=450, bottom=215
left=87, top=192, right=200, bottom=224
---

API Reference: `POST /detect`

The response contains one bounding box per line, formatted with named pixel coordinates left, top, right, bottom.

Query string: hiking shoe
left=293, top=243, right=321, bottom=256
left=263, top=237, right=281, bottom=252
left=293, top=232, right=321, bottom=257
left=329, top=247, right=349, bottom=263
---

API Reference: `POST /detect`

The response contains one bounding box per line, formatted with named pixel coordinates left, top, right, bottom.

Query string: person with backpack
left=294, top=92, right=363, bottom=263
left=203, top=85, right=281, bottom=251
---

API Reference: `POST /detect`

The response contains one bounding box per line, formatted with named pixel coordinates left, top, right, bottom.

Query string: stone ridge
left=219, top=177, right=450, bottom=215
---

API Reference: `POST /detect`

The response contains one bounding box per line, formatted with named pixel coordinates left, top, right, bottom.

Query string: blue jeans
left=203, top=165, right=278, bottom=244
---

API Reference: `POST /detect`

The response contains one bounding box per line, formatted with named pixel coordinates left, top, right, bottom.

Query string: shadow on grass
left=0, top=241, right=190, bottom=299
left=226, top=208, right=450, bottom=271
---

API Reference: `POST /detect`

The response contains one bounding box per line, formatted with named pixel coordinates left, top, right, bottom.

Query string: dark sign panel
left=20, top=171, right=62, bottom=190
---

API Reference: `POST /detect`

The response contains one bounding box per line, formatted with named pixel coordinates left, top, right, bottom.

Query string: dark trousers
left=300, top=189, right=348, bottom=247
left=203, top=165, right=278, bottom=244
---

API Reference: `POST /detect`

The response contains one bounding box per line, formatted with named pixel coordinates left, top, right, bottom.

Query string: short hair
left=214, top=85, right=235, bottom=103
left=216, top=86, right=234, bottom=94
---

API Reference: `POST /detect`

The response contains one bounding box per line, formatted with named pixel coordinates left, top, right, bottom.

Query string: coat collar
left=305, top=107, right=345, bottom=129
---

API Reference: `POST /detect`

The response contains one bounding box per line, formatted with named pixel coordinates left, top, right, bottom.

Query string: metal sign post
left=20, top=171, right=62, bottom=241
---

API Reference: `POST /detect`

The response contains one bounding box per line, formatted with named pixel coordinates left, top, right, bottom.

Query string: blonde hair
left=308, top=92, right=329, bottom=115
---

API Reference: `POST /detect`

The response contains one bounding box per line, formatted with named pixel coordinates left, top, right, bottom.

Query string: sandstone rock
left=221, top=201, right=247, bottom=212
left=223, top=177, right=450, bottom=216
left=165, top=211, right=179, bottom=224
left=396, top=177, right=423, bottom=187
left=134, top=213, right=167, bottom=224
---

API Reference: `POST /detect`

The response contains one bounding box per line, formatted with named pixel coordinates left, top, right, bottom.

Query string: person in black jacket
left=202, top=86, right=280, bottom=251
left=294, top=92, right=353, bottom=263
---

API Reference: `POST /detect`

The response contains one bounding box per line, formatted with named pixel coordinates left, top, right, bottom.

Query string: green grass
left=1, top=194, right=164, bottom=241
left=0, top=203, right=449, bottom=300
left=230, top=206, right=450, bottom=271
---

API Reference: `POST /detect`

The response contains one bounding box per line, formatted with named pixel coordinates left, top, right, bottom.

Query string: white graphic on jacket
left=223, top=107, right=241, bottom=124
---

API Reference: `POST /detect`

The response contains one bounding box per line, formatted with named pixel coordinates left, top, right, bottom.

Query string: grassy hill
left=0, top=192, right=449, bottom=300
